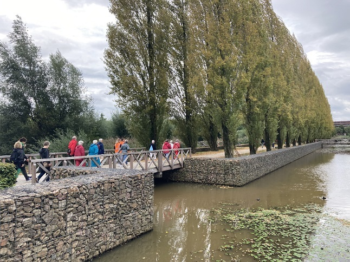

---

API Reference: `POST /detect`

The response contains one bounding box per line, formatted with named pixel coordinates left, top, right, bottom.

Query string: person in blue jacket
left=89, top=140, right=100, bottom=167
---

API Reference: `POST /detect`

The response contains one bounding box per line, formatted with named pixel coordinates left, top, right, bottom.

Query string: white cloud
left=272, top=0, right=350, bottom=121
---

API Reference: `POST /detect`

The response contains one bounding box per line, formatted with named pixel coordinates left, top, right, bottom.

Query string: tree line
left=0, top=16, right=130, bottom=155
left=105, top=0, right=334, bottom=157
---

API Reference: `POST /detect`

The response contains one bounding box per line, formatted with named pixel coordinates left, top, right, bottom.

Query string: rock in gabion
left=167, top=142, right=322, bottom=186
left=0, top=167, right=154, bottom=261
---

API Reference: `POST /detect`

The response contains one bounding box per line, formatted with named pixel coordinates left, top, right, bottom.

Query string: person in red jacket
left=68, top=136, right=77, bottom=156
left=173, top=139, right=180, bottom=159
left=162, top=139, right=171, bottom=159
left=74, top=140, right=85, bottom=166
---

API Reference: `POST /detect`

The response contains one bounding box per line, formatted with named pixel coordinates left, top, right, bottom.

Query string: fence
left=0, top=148, right=145, bottom=172
left=26, top=148, right=191, bottom=184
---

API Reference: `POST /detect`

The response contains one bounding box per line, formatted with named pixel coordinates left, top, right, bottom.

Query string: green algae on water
left=211, top=204, right=330, bottom=261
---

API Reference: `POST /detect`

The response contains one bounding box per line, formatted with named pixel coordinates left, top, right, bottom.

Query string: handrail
left=0, top=147, right=146, bottom=159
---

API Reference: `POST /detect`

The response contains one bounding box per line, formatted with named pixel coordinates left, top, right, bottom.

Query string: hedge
left=0, top=163, right=17, bottom=189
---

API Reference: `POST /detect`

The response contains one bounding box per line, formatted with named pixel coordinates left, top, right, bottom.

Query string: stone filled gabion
left=167, top=142, right=322, bottom=186
left=0, top=168, right=154, bottom=261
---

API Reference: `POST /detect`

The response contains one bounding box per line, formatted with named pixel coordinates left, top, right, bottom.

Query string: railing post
left=28, top=156, right=32, bottom=175
left=31, top=163, right=36, bottom=185
left=158, top=151, right=162, bottom=173
left=171, top=150, right=174, bottom=168
left=181, top=149, right=184, bottom=167
left=130, top=154, right=134, bottom=169
left=113, top=154, right=116, bottom=169
left=108, top=155, right=112, bottom=168
left=145, top=152, right=148, bottom=171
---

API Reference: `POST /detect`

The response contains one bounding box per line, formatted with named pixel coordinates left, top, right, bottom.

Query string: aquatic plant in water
left=212, top=204, right=330, bottom=261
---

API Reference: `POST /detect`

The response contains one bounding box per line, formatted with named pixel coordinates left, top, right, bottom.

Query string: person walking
left=162, top=139, right=171, bottom=159
left=114, top=138, right=121, bottom=153
left=11, top=141, right=31, bottom=181
left=89, top=140, right=100, bottom=167
left=74, top=141, right=85, bottom=167
left=97, top=138, right=104, bottom=155
left=120, top=139, right=130, bottom=164
left=19, top=137, right=27, bottom=151
left=173, top=139, right=180, bottom=159
left=68, top=136, right=77, bottom=156
left=149, top=140, right=156, bottom=159
left=37, top=141, right=51, bottom=182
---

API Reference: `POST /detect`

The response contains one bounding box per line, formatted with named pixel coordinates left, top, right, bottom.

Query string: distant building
left=334, top=121, right=350, bottom=127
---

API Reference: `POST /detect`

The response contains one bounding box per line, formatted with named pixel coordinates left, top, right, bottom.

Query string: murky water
left=95, top=151, right=350, bottom=261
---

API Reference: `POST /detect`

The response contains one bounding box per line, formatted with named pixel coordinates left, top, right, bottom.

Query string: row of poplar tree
left=105, top=0, right=334, bottom=157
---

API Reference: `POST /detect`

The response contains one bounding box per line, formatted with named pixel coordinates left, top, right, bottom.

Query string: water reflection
left=95, top=152, right=350, bottom=262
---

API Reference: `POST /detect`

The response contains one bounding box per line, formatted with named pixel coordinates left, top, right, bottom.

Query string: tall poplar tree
left=168, top=0, right=198, bottom=150
left=105, top=0, right=170, bottom=146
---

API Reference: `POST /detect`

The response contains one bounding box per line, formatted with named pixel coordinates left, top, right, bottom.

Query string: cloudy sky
left=0, top=0, right=349, bottom=120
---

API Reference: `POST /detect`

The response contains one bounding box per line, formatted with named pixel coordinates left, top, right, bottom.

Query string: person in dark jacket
left=12, top=141, right=30, bottom=181
left=37, top=141, right=51, bottom=182
left=89, top=140, right=100, bottom=167
left=97, top=138, right=105, bottom=155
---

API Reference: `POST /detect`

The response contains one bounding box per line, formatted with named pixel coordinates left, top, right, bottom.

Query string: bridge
left=0, top=147, right=192, bottom=184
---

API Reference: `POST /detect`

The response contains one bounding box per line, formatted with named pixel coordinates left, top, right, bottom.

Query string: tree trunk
left=292, top=138, right=296, bottom=147
left=222, top=122, right=233, bottom=158
left=207, top=115, right=218, bottom=151
left=264, top=113, right=271, bottom=151
left=286, top=131, right=290, bottom=147
left=264, top=127, right=271, bottom=151
left=147, top=3, right=157, bottom=144
left=249, top=143, right=257, bottom=154
left=181, top=2, right=196, bottom=153
left=298, top=135, right=302, bottom=146
left=277, top=127, right=283, bottom=149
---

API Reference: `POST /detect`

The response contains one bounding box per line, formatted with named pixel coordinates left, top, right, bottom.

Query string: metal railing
left=27, top=148, right=191, bottom=185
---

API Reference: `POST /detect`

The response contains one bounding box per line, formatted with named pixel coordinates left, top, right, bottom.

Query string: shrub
left=0, top=163, right=17, bottom=189
left=38, top=129, right=90, bottom=153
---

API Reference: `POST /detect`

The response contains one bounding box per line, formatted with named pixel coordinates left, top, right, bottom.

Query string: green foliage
left=159, top=119, right=175, bottom=143
left=0, top=163, right=17, bottom=189
left=38, top=129, right=90, bottom=153
left=104, top=0, right=333, bottom=156
left=105, top=0, right=171, bottom=147
left=111, top=112, right=129, bottom=138
left=0, top=16, right=93, bottom=154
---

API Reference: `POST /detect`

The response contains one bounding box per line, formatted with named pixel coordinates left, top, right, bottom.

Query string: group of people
left=162, top=139, right=181, bottom=159
left=68, top=136, right=105, bottom=167
left=10, top=136, right=182, bottom=183
left=10, top=137, right=51, bottom=183
left=114, top=138, right=130, bottom=164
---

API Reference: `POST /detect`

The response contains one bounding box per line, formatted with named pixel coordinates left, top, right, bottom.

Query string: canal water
left=95, top=151, right=350, bottom=261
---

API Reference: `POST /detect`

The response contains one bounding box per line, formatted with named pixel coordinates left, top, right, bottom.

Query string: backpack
left=10, top=150, right=18, bottom=163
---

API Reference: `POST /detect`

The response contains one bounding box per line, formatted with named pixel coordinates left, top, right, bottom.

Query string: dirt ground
left=192, top=146, right=270, bottom=158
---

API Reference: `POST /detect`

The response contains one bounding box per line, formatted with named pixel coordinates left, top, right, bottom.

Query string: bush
left=38, top=129, right=90, bottom=153
left=0, top=163, right=17, bottom=189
